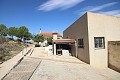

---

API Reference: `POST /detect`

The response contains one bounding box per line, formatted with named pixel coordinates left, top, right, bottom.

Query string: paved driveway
left=30, top=47, right=120, bottom=80
left=2, top=47, right=120, bottom=80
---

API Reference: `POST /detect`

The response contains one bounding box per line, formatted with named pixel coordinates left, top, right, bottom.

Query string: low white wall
left=45, top=45, right=53, bottom=56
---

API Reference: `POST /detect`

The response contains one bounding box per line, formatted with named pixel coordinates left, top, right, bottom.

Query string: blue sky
left=0, top=0, right=120, bottom=35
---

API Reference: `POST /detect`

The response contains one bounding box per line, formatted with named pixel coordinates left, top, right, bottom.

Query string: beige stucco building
left=63, top=12, right=120, bottom=68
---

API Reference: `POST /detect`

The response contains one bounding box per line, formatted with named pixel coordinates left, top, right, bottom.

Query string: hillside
left=0, top=38, right=28, bottom=64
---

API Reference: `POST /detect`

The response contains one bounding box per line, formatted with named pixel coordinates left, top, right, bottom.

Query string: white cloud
left=38, top=0, right=84, bottom=11
left=99, top=10, right=120, bottom=17
left=79, top=2, right=118, bottom=14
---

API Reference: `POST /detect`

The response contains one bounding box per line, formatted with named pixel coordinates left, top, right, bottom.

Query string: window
left=78, top=39, right=84, bottom=48
left=94, top=37, right=105, bottom=49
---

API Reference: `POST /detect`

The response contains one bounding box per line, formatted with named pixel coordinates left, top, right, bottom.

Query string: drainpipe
left=75, top=40, right=78, bottom=58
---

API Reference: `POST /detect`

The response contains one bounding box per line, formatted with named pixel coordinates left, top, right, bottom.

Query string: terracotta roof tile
left=40, top=32, right=62, bottom=37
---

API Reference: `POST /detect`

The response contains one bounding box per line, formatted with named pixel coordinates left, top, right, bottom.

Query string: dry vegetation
left=0, top=37, right=28, bottom=64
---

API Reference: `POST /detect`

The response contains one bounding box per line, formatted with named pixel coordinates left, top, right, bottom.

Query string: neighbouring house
left=53, top=12, right=120, bottom=70
left=40, top=32, right=62, bottom=39
left=39, top=32, right=62, bottom=46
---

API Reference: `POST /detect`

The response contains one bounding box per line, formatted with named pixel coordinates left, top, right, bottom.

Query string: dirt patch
left=0, top=38, right=28, bottom=64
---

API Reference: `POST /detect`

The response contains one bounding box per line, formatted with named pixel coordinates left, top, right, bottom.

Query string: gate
left=108, top=41, right=120, bottom=73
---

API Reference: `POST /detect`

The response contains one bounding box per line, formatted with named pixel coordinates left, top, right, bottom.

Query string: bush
left=35, top=43, right=40, bottom=47
left=0, top=37, right=9, bottom=44
left=0, top=45, right=10, bottom=62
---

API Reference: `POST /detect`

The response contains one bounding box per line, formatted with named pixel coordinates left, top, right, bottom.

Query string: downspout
left=75, top=40, right=78, bottom=58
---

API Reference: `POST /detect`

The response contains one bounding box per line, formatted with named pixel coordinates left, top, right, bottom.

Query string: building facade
left=63, top=12, right=120, bottom=68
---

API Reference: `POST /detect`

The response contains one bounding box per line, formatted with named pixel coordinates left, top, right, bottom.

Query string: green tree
left=0, top=24, right=7, bottom=36
left=47, top=37, right=53, bottom=45
left=8, top=27, right=18, bottom=39
left=17, top=26, right=29, bottom=41
left=33, top=34, right=44, bottom=43
left=24, top=32, right=32, bottom=41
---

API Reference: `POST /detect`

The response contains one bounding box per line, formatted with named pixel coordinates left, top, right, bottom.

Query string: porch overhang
left=53, top=39, right=75, bottom=45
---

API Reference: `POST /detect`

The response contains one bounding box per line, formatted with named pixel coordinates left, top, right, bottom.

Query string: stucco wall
left=87, top=12, right=120, bottom=68
left=63, top=13, right=90, bottom=64
left=70, top=45, right=76, bottom=56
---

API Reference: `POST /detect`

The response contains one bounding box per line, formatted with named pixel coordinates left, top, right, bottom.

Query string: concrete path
left=30, top=47, right=120, bottom=80
left=1, top=47, right=120, bottom=80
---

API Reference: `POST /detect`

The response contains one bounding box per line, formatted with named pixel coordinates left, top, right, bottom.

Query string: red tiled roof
left=40, top=32, right=62, bottom=37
